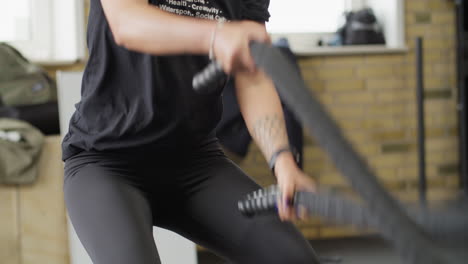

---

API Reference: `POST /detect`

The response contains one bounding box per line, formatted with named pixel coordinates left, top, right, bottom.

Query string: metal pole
left=416, top=37, right=427, bottom=204
left=455, top=0, right=468, bottom=195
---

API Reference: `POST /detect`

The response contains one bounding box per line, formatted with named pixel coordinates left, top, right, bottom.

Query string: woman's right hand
left=212, top=21, right=271, bottom=75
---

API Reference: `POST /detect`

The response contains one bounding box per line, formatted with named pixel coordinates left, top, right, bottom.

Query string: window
left=267, top=0, right=406, bottom=54
left=0, top=1, right=30, bottom=42
left=267, top=0, right=347, bottom=34
left=0, top=0, right=86, bottom=64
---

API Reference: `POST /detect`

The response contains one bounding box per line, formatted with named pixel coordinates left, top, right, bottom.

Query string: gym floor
left=197, top=235, right=401, bottom=264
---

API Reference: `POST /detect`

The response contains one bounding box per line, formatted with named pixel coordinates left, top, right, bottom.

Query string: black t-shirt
left=62, top=0, right=270, bottom=161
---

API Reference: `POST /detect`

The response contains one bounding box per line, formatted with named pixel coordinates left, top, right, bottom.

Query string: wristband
left=269, top=146, right=301, bottom=175
left=269, top=146, right=298, bottom=175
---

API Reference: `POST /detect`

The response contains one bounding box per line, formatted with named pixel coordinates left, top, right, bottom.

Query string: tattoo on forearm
left=252, top=114, right=289, bottom=160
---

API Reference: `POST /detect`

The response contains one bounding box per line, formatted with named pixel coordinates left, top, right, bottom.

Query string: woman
left=62, top=0, right=319, bottom=263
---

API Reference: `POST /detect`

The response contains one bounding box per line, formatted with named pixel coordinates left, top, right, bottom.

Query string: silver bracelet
left=209, top=20, right=224, bottom=60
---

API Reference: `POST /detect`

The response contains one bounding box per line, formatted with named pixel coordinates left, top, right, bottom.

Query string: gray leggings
left=64, top=140, right=319, bottom=264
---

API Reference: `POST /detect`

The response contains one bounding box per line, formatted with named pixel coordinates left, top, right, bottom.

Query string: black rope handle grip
left=192, top=60, right=226, bottom=94
left=238, top=185, right=280, bottom=217
left=192, top=42, right=265, bottom=94
left=238, top=185, right=373, bottom=228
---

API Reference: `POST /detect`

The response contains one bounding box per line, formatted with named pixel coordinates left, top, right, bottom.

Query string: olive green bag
left=0, top=118, right=44, bottom=185
left=0, top=43, right=57, bottom=106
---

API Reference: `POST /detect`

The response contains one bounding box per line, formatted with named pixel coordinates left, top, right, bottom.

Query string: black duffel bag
left=0, top=43, right=60, bottom=135
left=339, top=8, right=386, bottom=45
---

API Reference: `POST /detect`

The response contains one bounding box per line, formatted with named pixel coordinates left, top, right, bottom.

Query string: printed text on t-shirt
left=159, top=0, right=228, bottom=21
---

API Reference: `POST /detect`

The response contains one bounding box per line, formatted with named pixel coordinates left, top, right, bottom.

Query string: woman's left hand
left=274, top=153, right=317, bottom=221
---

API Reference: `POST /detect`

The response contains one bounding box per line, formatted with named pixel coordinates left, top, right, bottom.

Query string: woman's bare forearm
left=235, top=70, right=290, bottom=162
left=236, top=69, right=317, bottom=222
left=101, top=0, right=214, bottom=55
